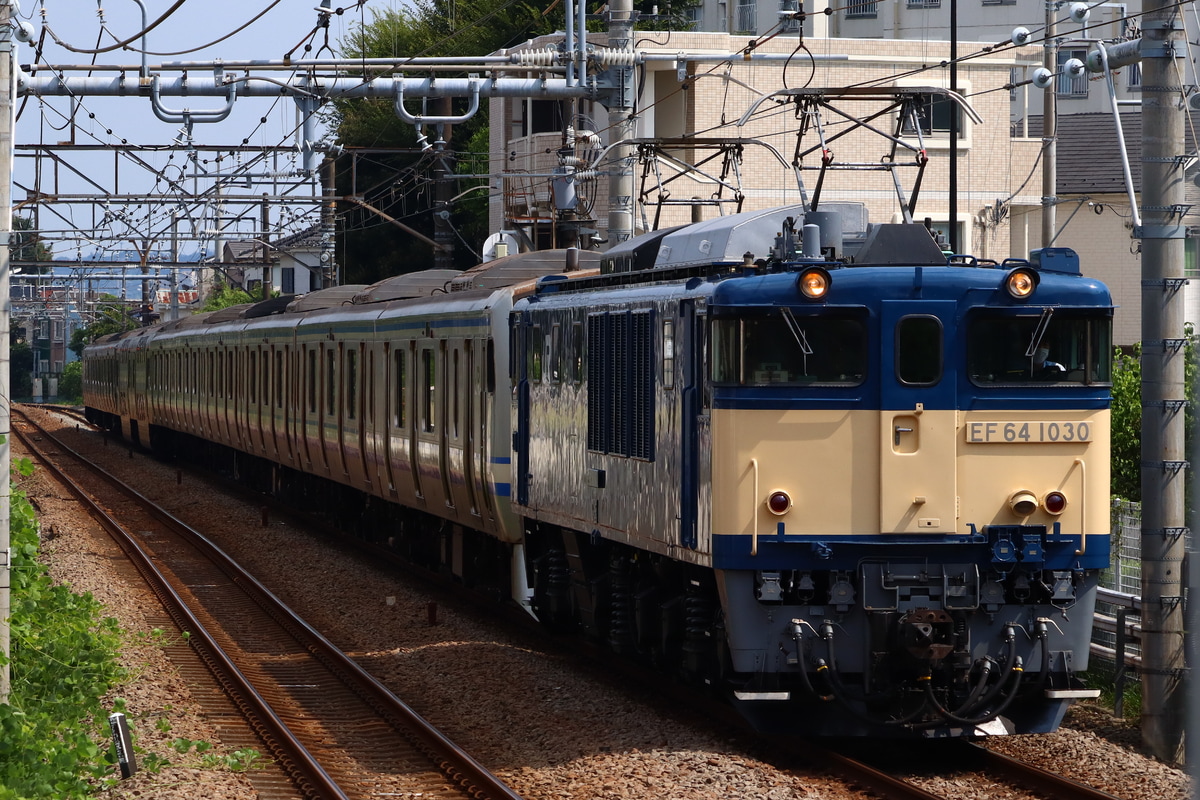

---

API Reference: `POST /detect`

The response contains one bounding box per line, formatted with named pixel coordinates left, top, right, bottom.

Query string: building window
left=282, top=267, right=295, bottom=294
left=845, top=0, right=877, bottom=17
left=1057, top=49, right=1089, bottom=97
left=734, top=0, right=756, bottom=34
left=1185, top=237, right=1199, bottom=279
left=779, top=0, right=800, bottom=31
left=1126, top=62, right=1141, bottom=89
left=901, top=94, right=963, bottom=138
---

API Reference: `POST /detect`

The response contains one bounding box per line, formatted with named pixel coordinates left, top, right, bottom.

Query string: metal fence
left=1107, top=498, right=1143, bottom=596
left=1092, top=499, right=1143, bottom=675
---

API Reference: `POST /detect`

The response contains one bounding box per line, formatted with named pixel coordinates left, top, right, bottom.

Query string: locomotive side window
left=569, top=321, right=583, bottom=384
left=663, top=318, right=675, bottom=390
left=550, top=323, right=561, bottom=383
left=968, top=312, right=1113, bottom=385
left=896, top=315, right=943, bottom=386
left=711, top=311, right=866, bottom=386
left=528, top=325, right=544, bottom=383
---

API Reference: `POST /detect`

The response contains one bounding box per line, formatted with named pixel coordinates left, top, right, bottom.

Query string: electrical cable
left=105, top=0, right=285, bottom=57
left=43, top=0, right=188, bottom=54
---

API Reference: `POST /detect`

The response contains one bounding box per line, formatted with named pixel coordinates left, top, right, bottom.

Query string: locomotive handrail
left=751, top=457, right=759, bottom=556
left=1075, top=458, right=1086, bottom=555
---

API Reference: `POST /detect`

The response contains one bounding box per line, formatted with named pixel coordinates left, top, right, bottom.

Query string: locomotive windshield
left=967, top=311, right=1112, bottom=385
left=711, top=311, right=867, bottom=386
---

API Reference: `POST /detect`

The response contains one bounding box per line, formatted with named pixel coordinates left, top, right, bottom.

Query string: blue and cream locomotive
left=84, top=203, right=1111, bottom=738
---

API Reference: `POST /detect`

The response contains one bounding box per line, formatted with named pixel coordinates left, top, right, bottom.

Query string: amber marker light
left=1004, top=268, right=1039, bottom=299
left=1009, top=490, right=1039, bottom=517
left=1043, top=491, right=1068, bottom=515
left=797, top=267, right=831, bottom=299
left=766, top=491, right=792, bottom=515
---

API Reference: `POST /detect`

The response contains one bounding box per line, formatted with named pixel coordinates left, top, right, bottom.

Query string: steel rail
left=15, top=407, right=528, bottom=800
left=11, top=410, right=348, bottom=799
left=969, top=743, right=1126, bottom=800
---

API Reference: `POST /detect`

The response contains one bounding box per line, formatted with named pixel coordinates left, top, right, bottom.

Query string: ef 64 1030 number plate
left=965, top=421, right=1092, bottom=443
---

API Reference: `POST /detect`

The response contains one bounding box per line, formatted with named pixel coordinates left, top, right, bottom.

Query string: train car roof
left=352, top=270, right=462, bottom=303
left=449, top=249, right=601, bottom=290
left=285, top=285, right=368, bottom=312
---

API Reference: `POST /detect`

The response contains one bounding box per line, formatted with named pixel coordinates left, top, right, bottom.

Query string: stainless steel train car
left=83, top=205, right=1113, bottom=738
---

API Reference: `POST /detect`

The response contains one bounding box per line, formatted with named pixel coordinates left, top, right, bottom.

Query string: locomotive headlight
left=1004, top=267, right=1039, bottom=299
left=1009, top=490, right=1039, bottom=517
left=797, top=267, right=831, bottom=299
left=1043, top=491, right=1068, bottom=515
left=766, top=490, right=792, bottom=515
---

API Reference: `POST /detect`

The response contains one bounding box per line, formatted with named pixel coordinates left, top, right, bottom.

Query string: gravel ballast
left=16, top=407, right=1192, bottom=800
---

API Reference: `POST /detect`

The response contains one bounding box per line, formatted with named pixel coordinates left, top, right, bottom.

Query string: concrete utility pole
left=606, top=0, right=636, bottom=247
left=1139, top=0, right=1188, bottom=765
left=1041, top=1, right=1057, bottom=245
left=0, top=0, right=12, bottom=705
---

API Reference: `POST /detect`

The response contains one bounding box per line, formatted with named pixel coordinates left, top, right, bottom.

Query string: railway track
left=13, top=407, right=526, bottom=800
left=783, top=737, right=1129, bottom=800
left=20, top=405, right=1148, bottom=800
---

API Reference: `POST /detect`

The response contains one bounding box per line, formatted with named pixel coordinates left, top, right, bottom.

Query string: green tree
left=69, top=295, right=138, bottom=357
left=1110, top=345, right=1141, bottom=501
left=1108, top=331, right=1199, bottom=505
left=12, top=214, right=52, bottom=268
left=329, top=1, right=695, bottom=283
left=57, top=360, right=82, bottom=403
left=202, top=283, right=255, bottom=312
left=330, top=2, right=555, bottom=283
left=10, top=340, right=32, bottom=399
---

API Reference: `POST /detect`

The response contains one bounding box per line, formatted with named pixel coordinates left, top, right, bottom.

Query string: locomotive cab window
left=896, top=315, right=943, bottom=386
left=968, top=311, right=1112, bottom=385
left=711, top=310, right=866, bottom=386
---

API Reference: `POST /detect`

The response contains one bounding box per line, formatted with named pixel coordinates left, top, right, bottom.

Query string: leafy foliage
left=1110, top=346, right=1141, bottom=501
left=57, top=360, right=83, bottom=404
left=10, top=342, right=32, bottom=400
left=329, top=1, right=558, bottom=282
left=12, top=215, right=53, bottom=267
left=1108, top=332, right=1199, bottom=505
left=0, top=478, right=127, bottom=798
left=201, top=283, right=256, bottom=312
left=68, top=295, right=139, bottom=357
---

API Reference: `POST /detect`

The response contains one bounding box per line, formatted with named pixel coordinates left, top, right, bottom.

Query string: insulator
left=572, top=169, right=599, bottom=182
left=592, top=48, right=638, bottom=67
left=511, top=48, right=561, bottom=67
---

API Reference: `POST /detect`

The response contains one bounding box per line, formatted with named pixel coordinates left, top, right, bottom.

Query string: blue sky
left=11, top=1, right=407, bottom=260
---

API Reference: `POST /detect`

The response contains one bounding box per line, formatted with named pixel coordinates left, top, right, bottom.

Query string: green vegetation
left=1108, top=331, right=1198, bottom=503
left=68, top=295, right=140, bottom=357
left=57, top=361, right=83, bottom=404
left=0, top=462, right=127, bottom=798
left=329, top=0, right=696, bottom=282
